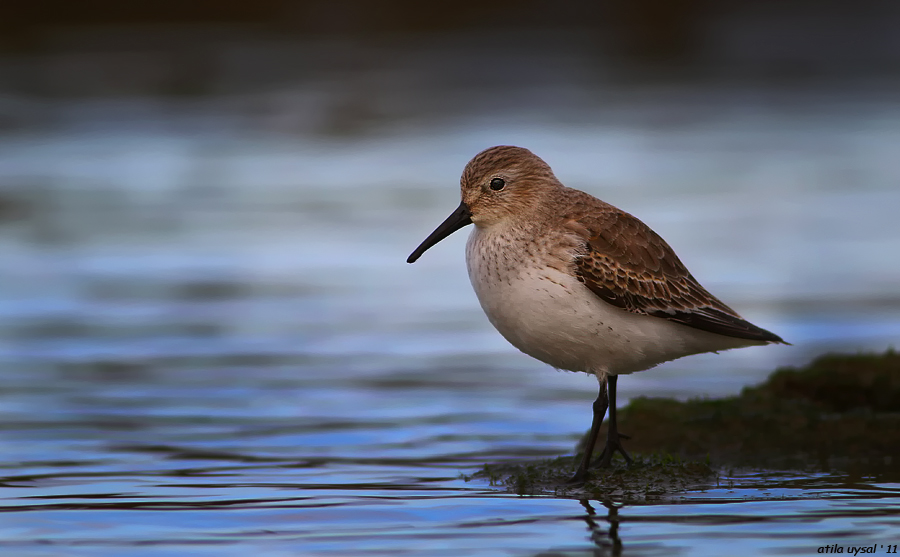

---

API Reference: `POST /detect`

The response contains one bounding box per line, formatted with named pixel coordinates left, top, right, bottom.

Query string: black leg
left=568, top=380, right=608, bottom=484
left=596, top=375, right=633, bottom=467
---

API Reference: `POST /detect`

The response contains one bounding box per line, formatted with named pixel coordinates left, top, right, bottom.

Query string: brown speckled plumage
left=457, top=146, right=784, bottom=344
left=561, top=192, right=783, bottom=343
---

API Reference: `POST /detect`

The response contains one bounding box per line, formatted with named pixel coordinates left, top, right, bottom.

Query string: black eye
left=489, top=178, right=505, bottom=191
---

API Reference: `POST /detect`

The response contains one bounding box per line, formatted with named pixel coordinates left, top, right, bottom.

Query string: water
left=1, top=84, right=899, bottom=555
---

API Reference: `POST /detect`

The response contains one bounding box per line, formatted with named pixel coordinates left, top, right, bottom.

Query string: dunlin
left=407, top=145, right=786, bottom=483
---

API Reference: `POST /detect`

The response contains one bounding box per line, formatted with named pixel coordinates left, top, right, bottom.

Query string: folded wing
left=569, top=209, right=785, bottom=344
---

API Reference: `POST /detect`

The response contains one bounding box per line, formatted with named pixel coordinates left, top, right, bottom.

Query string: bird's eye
left=489, top=178, right=505, bottom=191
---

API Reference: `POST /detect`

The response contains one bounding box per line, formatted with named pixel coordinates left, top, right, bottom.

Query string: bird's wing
left=567, top=208, right=784, bottom=343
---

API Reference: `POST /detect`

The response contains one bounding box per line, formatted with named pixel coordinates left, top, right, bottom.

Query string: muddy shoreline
left=472, top=350, right=900, bottom=497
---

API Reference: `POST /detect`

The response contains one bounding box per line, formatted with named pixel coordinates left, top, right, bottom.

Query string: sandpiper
left=407, top=145, right=786, bottom=483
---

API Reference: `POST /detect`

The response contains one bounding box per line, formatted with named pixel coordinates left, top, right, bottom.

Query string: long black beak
left=407, top=202, right=473, bottom=263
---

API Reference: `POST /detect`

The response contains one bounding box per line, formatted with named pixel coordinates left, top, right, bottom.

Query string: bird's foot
left=592, top=434, right=633, bottom=468
left=567, top=469, right=589, bottom=486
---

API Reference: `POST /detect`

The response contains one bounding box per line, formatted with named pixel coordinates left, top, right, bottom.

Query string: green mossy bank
left=472, top=350, right=900, bottom=497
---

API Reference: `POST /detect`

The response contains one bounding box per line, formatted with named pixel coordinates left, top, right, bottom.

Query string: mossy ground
left=472, top=453, right=718, bottom=499
left=470, top=350, right=900, bottom=497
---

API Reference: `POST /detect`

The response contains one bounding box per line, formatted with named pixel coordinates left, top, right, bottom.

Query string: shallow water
left=1, top=83, right=899, bottom=555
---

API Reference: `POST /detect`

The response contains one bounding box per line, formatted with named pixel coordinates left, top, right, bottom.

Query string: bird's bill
left=407, top=201, right=473, bottom=263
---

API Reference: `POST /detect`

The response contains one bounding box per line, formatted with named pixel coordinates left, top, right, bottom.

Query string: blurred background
left=2, top=0, right=898, bottom=384
left=0, top=2, right=899, bottom=552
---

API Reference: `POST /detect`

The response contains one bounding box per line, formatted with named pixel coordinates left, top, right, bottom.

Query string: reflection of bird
left=407, top=145, right=786, bottom=483
left=581, top=499, right=622, bottom=554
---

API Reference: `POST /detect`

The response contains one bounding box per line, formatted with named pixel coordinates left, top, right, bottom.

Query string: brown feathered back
left=560, top=191, right=784, bottom=343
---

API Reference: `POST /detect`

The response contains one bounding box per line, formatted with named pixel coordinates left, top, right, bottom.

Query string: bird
left=406, top=145, right=786, bottom=484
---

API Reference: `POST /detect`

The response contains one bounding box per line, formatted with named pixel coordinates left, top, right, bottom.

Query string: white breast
left=465, top=226, right=757, bottom=376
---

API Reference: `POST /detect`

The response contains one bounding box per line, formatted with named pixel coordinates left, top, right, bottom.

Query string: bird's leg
left=568, top=379, right=608, bottom=484
left=595, top=375, right=633, bottom=467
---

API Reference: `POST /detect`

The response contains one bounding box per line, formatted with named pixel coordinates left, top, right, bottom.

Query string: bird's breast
left=464, top=226, right=608, bottom=373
